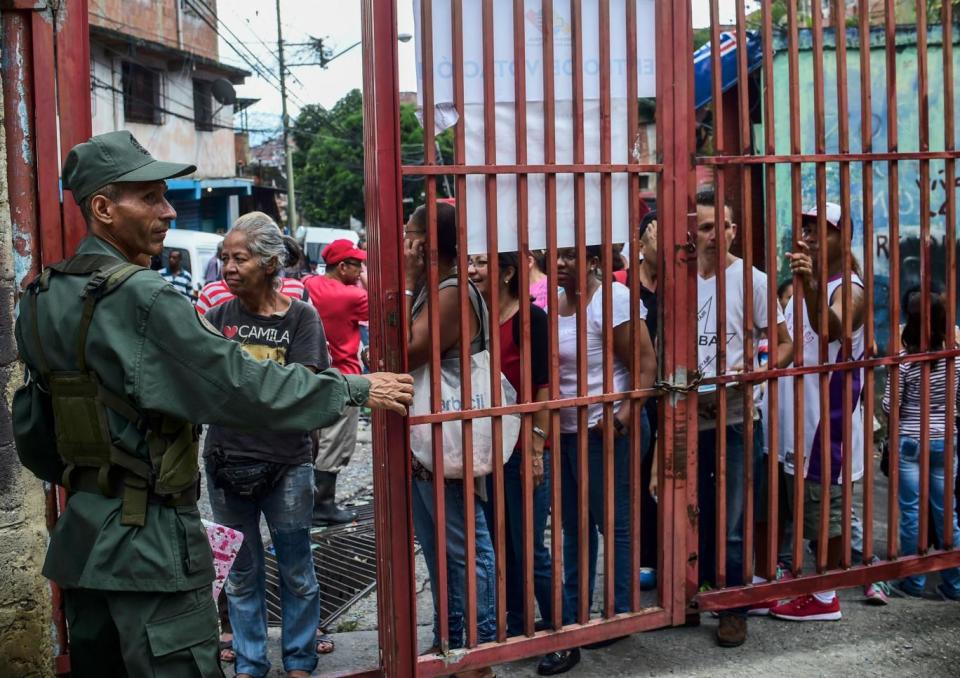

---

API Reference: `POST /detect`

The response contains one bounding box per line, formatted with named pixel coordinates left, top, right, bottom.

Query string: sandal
left=218, top=636, right=236, bottom=663
left=316, top=632, right=335, bottom=655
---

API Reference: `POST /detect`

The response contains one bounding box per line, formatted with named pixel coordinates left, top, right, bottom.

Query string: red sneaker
left=770, top=594, right=841, bottom=621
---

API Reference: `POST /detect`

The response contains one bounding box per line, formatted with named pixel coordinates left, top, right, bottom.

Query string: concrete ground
left=206, top=420, right=960, bottom=677
left=269, top=589, right=960, bottom=677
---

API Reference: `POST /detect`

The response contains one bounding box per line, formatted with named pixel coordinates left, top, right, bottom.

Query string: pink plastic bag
left=203, top=519, right=244, bottom=601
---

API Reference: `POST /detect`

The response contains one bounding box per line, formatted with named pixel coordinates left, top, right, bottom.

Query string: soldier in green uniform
left=11, top=131, right=414, bottom=677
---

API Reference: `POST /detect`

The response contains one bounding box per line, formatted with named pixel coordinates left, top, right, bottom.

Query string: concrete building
left=88, top=0, right=251, bottom=232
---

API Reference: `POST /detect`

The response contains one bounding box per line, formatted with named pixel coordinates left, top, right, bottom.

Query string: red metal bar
left=708, top=0, right=729, bottom=589
left=30, top=8, right=63, bottom=267
left=416, top=0, right=452, bottom=654
left=694, top=150, right=960, bottom=165
left=597, top=0, right=617, bottom=619
left=833, top=0, right=855, bottom=570
left=416, top=607, right=671, bottom=677
left=401, top=162, right=662, bottom=175
left=1, top=10, right=42, bottom=288
left=480, top=0, right=507, bottom=644
left=943, top=0, right=957, bottom=551
left=810, top=0, right=832, bottom=575
left=509, top=0, right=537, bottom=639
left=759, top=0, right=781, bottom=583
left=734, top=0, right=756, bottom=586
left=625, top=0, right=643, bottom=613
left=360, top=0, right=418, bottom=673
left=696, top=548, right=960, bottom=612
left=885, top=0, right=902, bottom=563
left=569, top=0, right=591, bottom=626
left=654, top=0, right=696, bottom=626
left=540, top=0, right=565, bottom=634
left=786, top=0, right=807, bottom=578
left=915, top=0, right=932, bottom=557
left=449, top=0, right=480, bottom=650
left=54, top=0, right=91, bottom=256
left=858, top=0, right=876, bottom=565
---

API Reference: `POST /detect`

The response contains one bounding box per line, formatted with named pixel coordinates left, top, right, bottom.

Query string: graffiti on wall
left=766, top=28, right=960, bottom=350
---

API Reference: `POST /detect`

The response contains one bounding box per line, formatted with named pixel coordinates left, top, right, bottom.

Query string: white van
left=300, top=227, right=360, bottom=274
left=161, top=229, right=223, bottom=292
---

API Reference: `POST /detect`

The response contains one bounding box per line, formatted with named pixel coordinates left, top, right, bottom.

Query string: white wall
left=90, top=43, right=237, bottom=178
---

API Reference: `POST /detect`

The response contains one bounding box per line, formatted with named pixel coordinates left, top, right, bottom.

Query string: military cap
left=62, top=131, right=196, bottom=204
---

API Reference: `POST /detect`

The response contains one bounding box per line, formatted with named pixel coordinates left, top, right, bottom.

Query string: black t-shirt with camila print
left=203, top=297, right=322, bottom=465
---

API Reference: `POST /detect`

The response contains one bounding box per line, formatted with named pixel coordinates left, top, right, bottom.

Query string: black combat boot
left=312, top=470, right=358, bottom=526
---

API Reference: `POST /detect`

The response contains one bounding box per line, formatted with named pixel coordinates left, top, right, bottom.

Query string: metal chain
left=653, top=369, right=703, bottom=394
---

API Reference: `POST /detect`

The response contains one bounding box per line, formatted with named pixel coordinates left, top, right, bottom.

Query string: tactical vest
left=23, top=253, right=200, bottom=527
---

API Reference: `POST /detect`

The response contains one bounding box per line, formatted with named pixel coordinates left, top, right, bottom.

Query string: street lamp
left=290, top=33, right=412, bottom=68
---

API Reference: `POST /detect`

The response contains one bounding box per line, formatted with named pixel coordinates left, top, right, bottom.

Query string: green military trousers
left=64, top=585, right=223, bottom=678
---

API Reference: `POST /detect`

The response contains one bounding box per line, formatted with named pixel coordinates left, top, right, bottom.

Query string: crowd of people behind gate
left=398, top=193, right=960, bottom=676
left=15, top=130, right=960, bottom=678
left=198, top=193, right=960, bottom=677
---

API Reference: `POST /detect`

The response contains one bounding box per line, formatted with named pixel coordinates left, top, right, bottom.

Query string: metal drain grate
left=264, top=502, right=379, bottom=629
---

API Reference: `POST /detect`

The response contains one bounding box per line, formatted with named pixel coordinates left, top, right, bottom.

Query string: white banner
left=413, top=0, right=657, bottom=253
left=414, top=0, right=657, bottom=104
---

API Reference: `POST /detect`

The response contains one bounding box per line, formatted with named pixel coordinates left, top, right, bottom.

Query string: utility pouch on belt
left=19, top=254, right=199, bottom=527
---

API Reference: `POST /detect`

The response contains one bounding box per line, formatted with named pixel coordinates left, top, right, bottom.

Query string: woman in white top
left=537, top=244, right=656, bottom=674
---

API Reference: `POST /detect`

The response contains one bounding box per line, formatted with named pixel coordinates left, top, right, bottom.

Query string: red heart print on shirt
left=223, top=325, right=239, bottom=339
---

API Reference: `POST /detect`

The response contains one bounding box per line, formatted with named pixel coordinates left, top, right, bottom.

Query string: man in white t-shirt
left=694, top=189, right=792, bottom=648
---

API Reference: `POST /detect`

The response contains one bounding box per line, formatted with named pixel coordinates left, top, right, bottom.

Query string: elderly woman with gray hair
left=203, top=211, right=325, bottom=678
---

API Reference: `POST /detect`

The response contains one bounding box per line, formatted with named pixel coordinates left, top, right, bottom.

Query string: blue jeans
left=483, top=451, right=554, bottom=636
left=205, top=462, right=320, bottom=677
left=898, top=436, right=960, bottom=595
left=412, top=478, right=497, bottom=647
left=698, top=422, right=763, bottom=605
left=559, top=413, right=650, bottom=623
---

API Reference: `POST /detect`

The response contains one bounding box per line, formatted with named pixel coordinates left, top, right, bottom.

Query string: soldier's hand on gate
left=364, top=372, right=415, bottom=416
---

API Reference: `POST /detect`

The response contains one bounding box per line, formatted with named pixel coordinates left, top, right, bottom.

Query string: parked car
left=161, top=229, right=224, bottom=292
left=300, top=227, right=360, bottom=274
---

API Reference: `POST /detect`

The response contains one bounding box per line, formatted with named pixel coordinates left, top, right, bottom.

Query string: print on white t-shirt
left=696, top=258, right=783, bottom=428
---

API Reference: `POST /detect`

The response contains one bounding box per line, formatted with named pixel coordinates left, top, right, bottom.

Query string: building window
left=193, top=80, right=214, bottom=131
left=122, top=61, right=161, bottom=125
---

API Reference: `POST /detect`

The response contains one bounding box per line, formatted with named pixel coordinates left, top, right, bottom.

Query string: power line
left=90, top=75, right=280, bottom=134
left=185, top=0, right=281, bottom=87
left=182, top=0, right=306, bottom=108
left=186, top=0, right=307, bottom=94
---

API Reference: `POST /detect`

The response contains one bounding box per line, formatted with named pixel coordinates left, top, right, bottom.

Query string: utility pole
left=275, top=0, right=298, bottom=232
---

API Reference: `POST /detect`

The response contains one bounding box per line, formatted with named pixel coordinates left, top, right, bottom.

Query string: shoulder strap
left=464, top=278, right=489, bottom=351
left=25, top=255, right=139, bottom=380
left=75, top=261, right=146, bottom=373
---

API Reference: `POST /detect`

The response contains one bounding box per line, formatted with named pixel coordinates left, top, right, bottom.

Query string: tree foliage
left=292, top=89, right=453, bottom=227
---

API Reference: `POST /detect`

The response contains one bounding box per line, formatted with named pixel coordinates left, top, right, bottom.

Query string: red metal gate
left=362, top=1, right=960, bottom=676
left=2, top=1, right=92, bottom=674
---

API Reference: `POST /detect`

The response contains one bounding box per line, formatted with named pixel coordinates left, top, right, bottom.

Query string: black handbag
left=209, top=447, right=289, bottom=501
